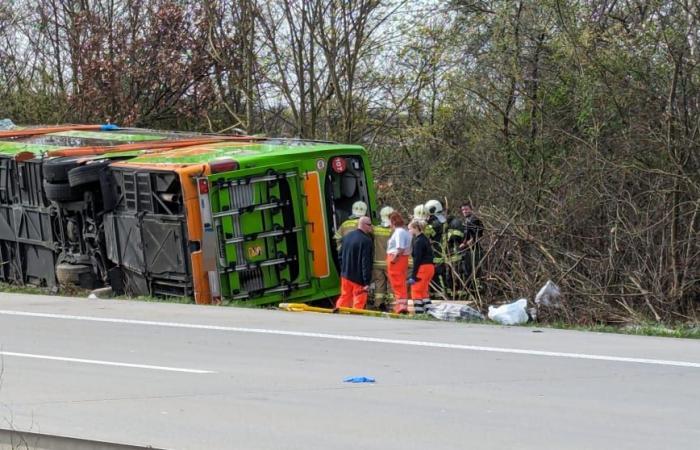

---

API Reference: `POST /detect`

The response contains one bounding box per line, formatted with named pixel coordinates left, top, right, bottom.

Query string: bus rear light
left=210, top=158, right=239, bottom=173
left=198, top=178, right=209, bottom=194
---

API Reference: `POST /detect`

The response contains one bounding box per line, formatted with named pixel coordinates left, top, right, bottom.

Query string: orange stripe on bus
left=175, top=164, right=211, bottom=304
left=303, top=171, right=330, bottom=278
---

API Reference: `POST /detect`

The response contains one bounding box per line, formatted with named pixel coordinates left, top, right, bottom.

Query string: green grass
left=534, top=321, right=700, bottom=339
left=111, top=294, right=194, bottom=304
left=0, top=282, right=89, bottom=297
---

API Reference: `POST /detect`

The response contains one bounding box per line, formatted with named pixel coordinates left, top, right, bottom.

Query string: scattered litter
left=535, top=280, right=561, bottom=307
left=426, top=302, right=484, bottom=321
left=0, top=119, right=16, bottom=130
left=88, top=286, right=113, bottom=299
left=527, top=307, right=538, bottom=321
left=488, top=298, right=529, bottom=325
left=344, top=376, right=375, bottom=383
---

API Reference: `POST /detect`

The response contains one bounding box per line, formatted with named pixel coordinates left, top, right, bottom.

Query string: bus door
left=199, top=163, right=311, bottom=302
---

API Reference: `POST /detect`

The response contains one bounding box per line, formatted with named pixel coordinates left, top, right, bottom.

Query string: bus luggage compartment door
left=204, top=163, right=311, bottom=302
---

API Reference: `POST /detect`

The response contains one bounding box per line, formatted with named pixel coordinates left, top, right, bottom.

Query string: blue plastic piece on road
left=344, top=376, right=375, bottom=383
left=100, top=124, right=119, bottom=131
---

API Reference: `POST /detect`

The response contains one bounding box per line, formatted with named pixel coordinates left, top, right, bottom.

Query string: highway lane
left=0, top=293, right=698, bottom=449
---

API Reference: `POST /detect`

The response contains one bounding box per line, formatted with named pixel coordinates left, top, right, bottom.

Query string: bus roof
left=116, top=140, right=367, bottom=166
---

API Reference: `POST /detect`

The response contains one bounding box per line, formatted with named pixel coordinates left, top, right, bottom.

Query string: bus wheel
left=43, top=180, right=81, bottom=202
left=43, top=157, right=82, bottom=183
left=68, top=160, right=111, bottom=187
left=56, top=263, right=96, bottom=288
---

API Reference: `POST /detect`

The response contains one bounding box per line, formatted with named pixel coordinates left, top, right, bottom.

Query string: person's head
left=357, top=216, right=373, bottom=234
left=413, top=204, right=429, bottom=221
left=351, top=201, right=368, bottom=217
left=388, top=211, right=405, bottom=229
left=379, top=206, right=394, bottom=227
left=408, top=219, right=425, bottom=236
left=425, top=199, right=443, bottom=216
left=460, top=202, right=473, bottom=217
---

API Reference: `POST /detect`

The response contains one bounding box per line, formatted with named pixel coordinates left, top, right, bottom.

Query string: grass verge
left=1, top=283, right=698, bottom=339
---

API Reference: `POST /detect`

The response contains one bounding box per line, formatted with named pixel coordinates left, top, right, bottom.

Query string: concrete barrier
left=0, top=428, right=165, bottom=450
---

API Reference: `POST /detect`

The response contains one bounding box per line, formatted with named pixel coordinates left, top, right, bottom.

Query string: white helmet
left=425, top=199, right=443, bottom=215
left=351, top=201, right=368, bottom=217
left=379, top=206, right=394, bottom=227
left=413, top=204, right=429, bottom=221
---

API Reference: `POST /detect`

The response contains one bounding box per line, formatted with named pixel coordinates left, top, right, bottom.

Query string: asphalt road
left=0, top=293, right=698, bottom=450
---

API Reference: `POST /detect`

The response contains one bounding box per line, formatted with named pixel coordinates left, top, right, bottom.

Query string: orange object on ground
left=335, top=277, right=368, bottom=310
left=411, top=264, right=435, bottom=300
left=386, top=254, right=409, bottom=300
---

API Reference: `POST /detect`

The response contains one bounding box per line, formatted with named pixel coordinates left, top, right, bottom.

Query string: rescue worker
left=369, top=206, right=394, bottom=310
left=406, top=219, right=434, bottom=314
left=425, top=199, right=450, bottom=291
left=386, top=211, right=411, bottom=313
left=334, top=200, right=368, bottom=251
left=335, top=216, right=374, bottom=310
left=459, top=202, right=484, bottom=289
left=425, top=199, right=448, bottom=252
left=412, top=204, right=434, bottom=239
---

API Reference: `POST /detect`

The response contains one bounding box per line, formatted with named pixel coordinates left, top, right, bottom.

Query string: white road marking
left=0, top=351, right=214, bottom=374
left=1, top=309, right=699, bottom=369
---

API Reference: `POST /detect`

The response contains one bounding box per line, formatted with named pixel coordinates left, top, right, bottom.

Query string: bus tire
left=68, top=160, right=110, bottom=187
left=43, top=157, right=81, bottom=183
left=56, top=263, right=94, bottom=287
left=43, top=180, right=81, bottom=202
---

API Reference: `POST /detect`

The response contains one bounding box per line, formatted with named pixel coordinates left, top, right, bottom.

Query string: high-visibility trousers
left=335, top=277, right=368, bottom=310
left=387, top=254, right=409, bottom=300
left=411, top=264, right=435, bottom=300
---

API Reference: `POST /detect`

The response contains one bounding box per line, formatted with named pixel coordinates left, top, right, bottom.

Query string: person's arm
left=361, top=237, right=373, bottom=286
left=410, top=237, right=425, bottom=280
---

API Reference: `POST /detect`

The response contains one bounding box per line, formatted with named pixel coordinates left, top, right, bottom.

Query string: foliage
left=0, top=0, right=698, bottom=323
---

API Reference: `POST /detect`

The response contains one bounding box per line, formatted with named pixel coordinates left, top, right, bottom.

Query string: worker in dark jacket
left=335, top=216, right=374, bottom=310
left=459, top=202, right=484, bottom=288
left=406, top=219, right=435, bottom=313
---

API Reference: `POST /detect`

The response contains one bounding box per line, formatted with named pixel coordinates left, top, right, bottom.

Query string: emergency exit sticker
left=331, top=157, right=347, bottom=173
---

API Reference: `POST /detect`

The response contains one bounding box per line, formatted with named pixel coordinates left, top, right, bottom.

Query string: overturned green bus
left=0, top=124, right=377, bottom=305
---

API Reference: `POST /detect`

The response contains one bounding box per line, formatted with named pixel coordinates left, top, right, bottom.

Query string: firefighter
left=412, top=204, right=434, bottom=239
left=334, top=200, right=368, bottom=251
left=369, top=206, right=394, bottom=310
left=425, top=199, right=450, bottom=291
left=425, top=199, right=448, bottom=253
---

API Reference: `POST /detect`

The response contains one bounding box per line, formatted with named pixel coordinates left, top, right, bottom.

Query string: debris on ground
left=426, top=302, right=484, bottom=321
left=88, top=287, right=113, bottom=299
left=343, top=376, right=375, bottom=383
left=535, top=280, right=561, bottom=307
left=488, top=298, right=529, bottom=325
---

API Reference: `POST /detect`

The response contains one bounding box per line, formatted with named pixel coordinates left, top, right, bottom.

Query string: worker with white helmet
left=369, top=205, right=395, bottom=310
left=334, top=200, right=368, bottom=251
left=413, top=204, right=429, bottom=221
left=425, top=199, right=451, bottom=292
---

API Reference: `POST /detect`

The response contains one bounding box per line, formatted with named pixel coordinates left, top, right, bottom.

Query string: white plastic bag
left=488, top=298, right=529, bottom=325
left=535, top=280, right=561, bottom=307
